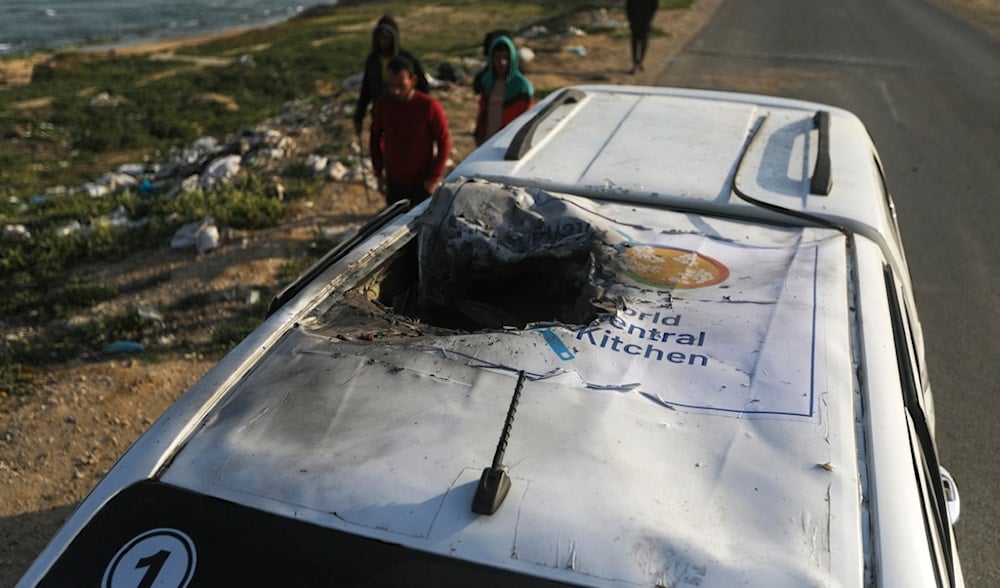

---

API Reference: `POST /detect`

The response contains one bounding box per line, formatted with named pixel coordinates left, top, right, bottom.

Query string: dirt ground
left=0, top=3, right=725, bottom=582
left=1, top=0, right=994, bottom=582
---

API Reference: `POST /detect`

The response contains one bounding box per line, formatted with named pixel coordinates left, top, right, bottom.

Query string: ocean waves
left=1, top=0, right=334, bottom=55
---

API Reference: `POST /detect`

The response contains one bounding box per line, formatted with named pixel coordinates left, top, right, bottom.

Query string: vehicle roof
left=448, top=84, right=905, bottom=277
left=158, top=182, right=866, bottom=586
left=25, top=86, right=909, bottom=587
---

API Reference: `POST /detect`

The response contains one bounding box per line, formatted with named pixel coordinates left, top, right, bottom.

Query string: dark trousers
left=630, top=30, right=650, bottom=66
left=386, top=181, right=431, bottom=206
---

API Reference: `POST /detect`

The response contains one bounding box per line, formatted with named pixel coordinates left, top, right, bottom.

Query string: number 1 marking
left=135, top=549, right=170, bottom=588
left=104, top=528, right=196, bottom=588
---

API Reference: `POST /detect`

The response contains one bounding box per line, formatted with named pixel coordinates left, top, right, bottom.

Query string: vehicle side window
left=884, top=266, right=957, bottom=588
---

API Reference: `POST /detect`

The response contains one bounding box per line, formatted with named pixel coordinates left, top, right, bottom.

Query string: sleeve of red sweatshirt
left=427, top=98, right=451, bottom=185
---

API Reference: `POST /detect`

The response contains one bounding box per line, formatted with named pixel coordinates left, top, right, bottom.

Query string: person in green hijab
left=474, top=35, right=534, bottom=146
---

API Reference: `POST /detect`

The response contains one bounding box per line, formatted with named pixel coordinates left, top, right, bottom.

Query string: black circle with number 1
left=102, top=528, right=197, bottom=588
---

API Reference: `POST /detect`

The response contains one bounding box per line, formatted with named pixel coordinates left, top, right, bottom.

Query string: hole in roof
left=317, top=180, right=618, bottom=335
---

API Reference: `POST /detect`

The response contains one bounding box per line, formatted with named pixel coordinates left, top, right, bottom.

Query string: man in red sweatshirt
left=369, top=56, right=451, bottom=205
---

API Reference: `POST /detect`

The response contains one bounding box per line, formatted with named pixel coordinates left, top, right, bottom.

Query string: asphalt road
left=655, top=0, right=999, bottom=584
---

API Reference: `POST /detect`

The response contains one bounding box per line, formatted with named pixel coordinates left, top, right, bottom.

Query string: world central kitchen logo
left=620, top=243, right=729, bottom=289
left=556, top=242, right=729, bottom=367
left=541, top=240, right=728, bottom=365
left=575, top=311, right=710, bottom=367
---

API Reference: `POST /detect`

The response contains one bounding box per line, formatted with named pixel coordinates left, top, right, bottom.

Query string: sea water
left=0, top=0, right=338, bottom=56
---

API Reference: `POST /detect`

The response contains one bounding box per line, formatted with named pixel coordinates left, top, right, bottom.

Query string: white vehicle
left=20, top=86, right=962, bottom=587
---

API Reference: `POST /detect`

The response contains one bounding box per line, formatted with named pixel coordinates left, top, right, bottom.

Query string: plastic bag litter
left=201, top=154, right=242, bottom=190
left=170, top=215, right=221, bottom=253
left=104, top=340, right=144, bottom=354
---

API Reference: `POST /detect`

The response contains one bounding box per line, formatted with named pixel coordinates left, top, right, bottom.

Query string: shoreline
left=77, top=22, right=278, bottom=57
left=0, top=6, right=337, bottom=87
left=0, top=1, right=345, bottom=60
left=1, top=22, right=282, bottom=88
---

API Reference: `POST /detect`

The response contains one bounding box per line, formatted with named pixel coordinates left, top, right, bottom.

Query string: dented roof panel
left=162, top=182, right=863, bottom=586
left=451, top=86, right=904, bottom=286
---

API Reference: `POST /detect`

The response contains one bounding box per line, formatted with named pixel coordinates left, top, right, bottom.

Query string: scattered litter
left=341, top=72, right=363, bottom=93
left=99, top=205, right=148, bottom=230
left=138, top=177, right=157, bottom=196
left=197, top=225, right=220, bottom=252
left=201, top=154, right=242, bottom=189
left=518, top=47, right=535, bottom=64
left=97, top=172, right=137, bottom=190
left=80, top=182, right=110, bottom=198
left=522, top=25, right=549, bottom=39
left=192, top=136, right=220, bottom=154
left=269, top=176, right=286, bottom=200
left=104, top=340, right=144, bottom=354
left=170, top=215, right=221, bottom=253
left=435, top=62, right=465, bottom=84
left=567, top=45, right=587, bottom=57
left=3, top=224, right=31, bottom=240
left=116, top=163, right=146, bottom=176
left=425, top=73, right=448, bottom=89
left=326, top=161, right=348, bottom=182
left=137, top=307, right=164, bottom=323
left=55, top=220, right=84, bottom=237
left=88, top=91, right=123, bottom=107
left=181, top=174, right=200, bottom=193
left=305, top=154, right=329, bottom=176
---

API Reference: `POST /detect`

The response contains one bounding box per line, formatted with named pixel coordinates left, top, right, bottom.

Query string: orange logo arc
left=621, top=244, right=730, bottom=289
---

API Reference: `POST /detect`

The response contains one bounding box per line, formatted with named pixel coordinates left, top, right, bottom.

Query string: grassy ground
left=0, top=0, right=693, bottom=396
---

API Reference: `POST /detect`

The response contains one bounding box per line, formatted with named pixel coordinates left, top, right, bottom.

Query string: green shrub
left=2, top=0, right=684, bottom=379
left=210, top=298, right=271, bottom=349
left=153, top=177, right=284, bottom=229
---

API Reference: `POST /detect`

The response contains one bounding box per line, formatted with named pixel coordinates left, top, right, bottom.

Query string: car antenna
left=471, top=370, right=526, bottom=515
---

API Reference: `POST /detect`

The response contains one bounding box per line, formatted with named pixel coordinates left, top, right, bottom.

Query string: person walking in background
left=473, top=35, right=534, bottom=146
left=354, top=15, right=429, bottom=136
left=626, top=0, right=658, bottom=74
left=369, top=56, right=451, bottom=205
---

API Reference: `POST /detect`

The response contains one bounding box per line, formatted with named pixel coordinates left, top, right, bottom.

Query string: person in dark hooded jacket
left=473, top=35, right=534, bottom=146
left=354, top=15, right=429, bottom=136
left=626, top=0, right=658, bottom=74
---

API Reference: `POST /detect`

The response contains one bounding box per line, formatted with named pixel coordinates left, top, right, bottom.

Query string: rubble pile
left=4, top=96, right=376, bottom=251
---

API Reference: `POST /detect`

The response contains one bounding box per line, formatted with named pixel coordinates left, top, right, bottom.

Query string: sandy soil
left=0, top=3, right=724, bottom=583
left=2, top=0, right=994, bottom=582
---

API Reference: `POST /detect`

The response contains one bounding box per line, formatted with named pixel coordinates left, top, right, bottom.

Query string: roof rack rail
left=732, top=115, right=849, bottom=236
left=504, top=88, right=586, bottom=161
left=810, top=110, right=833, bottom=195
